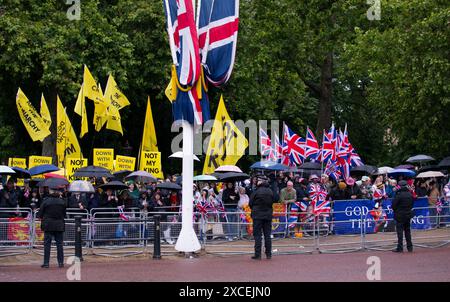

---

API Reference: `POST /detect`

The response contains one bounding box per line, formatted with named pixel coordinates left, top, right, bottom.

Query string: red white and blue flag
left=267, top=132, right=283, bottom=162
left=321, top=124, right=337, bottom=163
left=163, top=0, right=207, bottom=125
left=309, top=184, right=330, bottom=215
left=282, top=123, right=306, bottom=166
left=197, top=0, right=239, bottom=86
left=259, top=127, right=272, bottom=156
left=305, top=127, right=321, bottom=161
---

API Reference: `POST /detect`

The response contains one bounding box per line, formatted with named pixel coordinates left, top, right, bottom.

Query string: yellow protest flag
left=74, top=86, right=89, bottom=138
left=40, top=93, right=52, bottom=129
left=56, top=95, right=83, bottom=168
left=164, top=65, right=178, bottom=103
left=83, top=65, right=103, bottom=102
left=16, top=88, right=51, bottom=142
left=202, top=95, right=248, bottom=175
left=141, top=97, right=158, bottom=152
left=94, top=83, right=108, bottom=131
left=139, top=97, right=162, bottom=178
left=104, top=75, right=130, bottom=135
left=82, top=65, right=108, bottom=130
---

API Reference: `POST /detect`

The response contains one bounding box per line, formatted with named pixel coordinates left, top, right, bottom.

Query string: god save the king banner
left=332, top=197, right=430, bottom=235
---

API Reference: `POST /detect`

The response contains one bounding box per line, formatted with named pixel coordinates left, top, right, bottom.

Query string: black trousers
left=395, top=220, right=413, bottom=251
left=253, top=219, right=272, bottom=257
left=43, top=231, right=64, bottom=265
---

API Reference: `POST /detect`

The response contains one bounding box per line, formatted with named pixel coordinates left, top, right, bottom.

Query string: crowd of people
left=1, top=170, right=449, bottom=234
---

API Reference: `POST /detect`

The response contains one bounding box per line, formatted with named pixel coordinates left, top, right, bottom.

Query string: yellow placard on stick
left=66, top=158, right=88, bottom=182
left=139, top=151, right=163, bottom=179
left=115, top=155, right=136, bottom=172
left=8, top=158, right=27, bottom=186
left=28, top=156, right=52, bottom=169
left=8, top=158, right=27, bottom=168
left=93, top=148, right=114, bottom=171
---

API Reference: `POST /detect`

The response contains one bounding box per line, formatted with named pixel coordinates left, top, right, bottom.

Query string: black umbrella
left=112, top=170, right=132, bottom=181
left=350, top=165, right=377, bottom=176
left=156, top=182, right=182, bottom=190
left=37, top=177, right=69, bottom=189
left=73, top=165, right=113, bottom=178
left=98, top=181, right=129, bottom=191
left=298, top=161, right=321, bottom=170
left=417, top=165, right=441, bottom=173
left=217, top=172, right=250, bottom=182
left=10, top=167, right=31, bottom=179
left=438, top=157, right=450, bottom=168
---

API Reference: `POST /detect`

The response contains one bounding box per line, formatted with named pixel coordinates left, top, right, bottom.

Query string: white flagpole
left=175, top=120, right=201, bottom=253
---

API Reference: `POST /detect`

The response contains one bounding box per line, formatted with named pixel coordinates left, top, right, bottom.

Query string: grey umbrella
left=37, top=178, right=69, bottom=189
left=406, top=154, right=435, bottom=163
left=69, top=180, right=95, bottom=193
left=156, top=182, right=182, bottom=190
left=73, top=166, right=113, bottom=178
left=124, top=171, right=157, bottom=183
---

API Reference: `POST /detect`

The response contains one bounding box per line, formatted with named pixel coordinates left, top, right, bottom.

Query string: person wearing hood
left=249, top=176, right=274, bottom=260
left=392, top=180, right=414, bottom=253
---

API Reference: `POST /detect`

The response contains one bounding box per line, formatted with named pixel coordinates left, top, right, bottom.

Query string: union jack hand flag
left=324, top=159, right=342, bottom=181
left=305, top=127, right=321, bottom=161
left=309, top=184, right=330, bottom=215
left=282, top=123, right=306, bottom=166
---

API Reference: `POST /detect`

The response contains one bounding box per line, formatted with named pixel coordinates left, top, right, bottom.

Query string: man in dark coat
left=37, top=188, right=67, bottom=268
left=249, top=176, right=274, bottom=260
left=392, top=180, right=414, bottom=252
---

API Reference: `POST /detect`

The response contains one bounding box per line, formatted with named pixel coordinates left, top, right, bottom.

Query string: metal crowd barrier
left=0, top=204, right=449, bottom=258
left=0, top=208, right=33, bottom=257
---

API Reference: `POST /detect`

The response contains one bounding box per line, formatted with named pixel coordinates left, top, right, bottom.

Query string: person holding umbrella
left=249, top=175, right=274, bottom=260
left=392, top=180, right=414, bottom=253
left=37, top=187, right=67, bottom=268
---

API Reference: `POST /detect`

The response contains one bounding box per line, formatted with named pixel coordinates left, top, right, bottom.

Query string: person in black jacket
left=392, top=180, right=414, bottom=253
left=0, top=179, right=19, bottom=218
left=249, top=176, right=275, bottom=260
left=37, top=189, right=67, bottom=268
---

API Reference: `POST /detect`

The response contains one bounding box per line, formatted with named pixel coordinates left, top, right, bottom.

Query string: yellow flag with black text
left=139, top=97, right=162, bottom=178
left=16, top=88, right=51, bottom=142
left=40, top=94, right=52, bottom=129
left=82, top=65, right=108, bottom=130
left=56, top=96, right=83, bottom=168
left=104, top=75, right=130, bottom=135
left=203, top=95, right=248, bottom=174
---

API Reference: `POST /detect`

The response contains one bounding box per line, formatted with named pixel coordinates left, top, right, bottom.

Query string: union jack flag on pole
left=259, top=127, right=272, bottom=156
left=305, top=127, right=321, bottom=161
left=197, top=0, right=239, bottom=86
left=281, top=123, right=306, bottom=166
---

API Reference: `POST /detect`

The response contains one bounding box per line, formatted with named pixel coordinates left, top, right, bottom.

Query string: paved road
left=1, top=246, right=449, bottom=282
